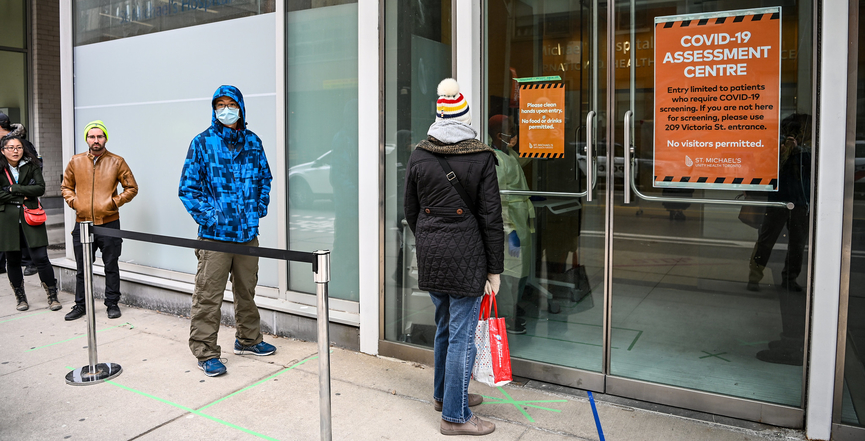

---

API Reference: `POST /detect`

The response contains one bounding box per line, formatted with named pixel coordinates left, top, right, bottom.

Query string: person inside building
left=61, top=120, right=139, bottom=321
left=748, top=113, right=812, bottom=366
left=178, top=85, right=276, bottom=377
left=489, top=114, right=534, bottom=335
left=0, top=136, right=62, bottom=312
left=404, top=78, right=503, bottom=436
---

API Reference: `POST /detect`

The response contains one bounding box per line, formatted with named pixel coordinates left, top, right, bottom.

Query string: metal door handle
left=625, top=155, right=793, bottom=209
left=586, top=111, right=596, bottom=202
left=624, top=110, right=633, bottom=205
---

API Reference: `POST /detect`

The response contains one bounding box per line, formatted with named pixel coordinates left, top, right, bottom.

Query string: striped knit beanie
left=83, top=120, right=109, bottom=141
left=436, top=78, right=471, bottom=125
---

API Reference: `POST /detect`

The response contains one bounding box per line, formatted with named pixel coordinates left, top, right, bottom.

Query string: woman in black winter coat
left=403, top=79, right=504, bottom=436
left=0, top=136, right=62, bottom=312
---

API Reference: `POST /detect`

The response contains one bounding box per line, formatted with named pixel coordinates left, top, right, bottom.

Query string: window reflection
left=384, top=0, right=452, bottom=342
left=286, top=1, right=359, bottom=301
left=73, top=0, right=275, bottom=46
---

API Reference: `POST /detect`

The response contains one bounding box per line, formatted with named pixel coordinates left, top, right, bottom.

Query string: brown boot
left=11, top=282, right=28, bottom=311
left=42, top=283, right=62, bottom=311
left=434, top=394, right=483, bottom=411
left=440, top=415, right=495, bottom=436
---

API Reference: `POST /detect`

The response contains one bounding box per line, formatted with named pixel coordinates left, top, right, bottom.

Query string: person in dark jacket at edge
left=179, top=85, right=276, bottom=378
left=404, top=78, right=505, bottom=436
left=1, top=136, right=62, bottom=312
left=0, top=112, right=38, bottom=277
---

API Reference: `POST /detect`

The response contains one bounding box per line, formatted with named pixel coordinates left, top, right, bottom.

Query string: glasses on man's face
left=215, top=102, right=239, bottom=110
left=499, top=133, right=514, bottom=141
left=87, top=135, right=106, bottom=141
left=3, top=146, right=23, bottom=152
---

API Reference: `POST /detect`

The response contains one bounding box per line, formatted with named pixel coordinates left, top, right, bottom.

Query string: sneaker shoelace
left=202, top=358, right=228, bottom=369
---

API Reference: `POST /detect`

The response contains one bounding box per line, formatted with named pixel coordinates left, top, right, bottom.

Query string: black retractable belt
left=433, top=154, right=476, bottom=212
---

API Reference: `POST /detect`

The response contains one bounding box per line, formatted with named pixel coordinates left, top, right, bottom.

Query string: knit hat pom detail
left=435, top=78, right=471, bottom=125
left=437, top=78, right=460, bottom=97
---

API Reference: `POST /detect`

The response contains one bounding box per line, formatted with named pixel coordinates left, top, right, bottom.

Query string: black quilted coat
left=404, top=136, right=504, bottom=297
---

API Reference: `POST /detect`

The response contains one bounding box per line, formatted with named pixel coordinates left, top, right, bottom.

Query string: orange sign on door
left=518, top=82, right=565, bottom=158
left=654, top=7, right=781, bottom=190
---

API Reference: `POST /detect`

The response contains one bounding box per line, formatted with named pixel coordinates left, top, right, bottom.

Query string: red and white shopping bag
left=472, top=293, right=512, bottom=387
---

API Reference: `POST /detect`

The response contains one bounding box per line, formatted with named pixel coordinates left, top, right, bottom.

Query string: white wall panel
left=72, top=14, right=278, bottom=286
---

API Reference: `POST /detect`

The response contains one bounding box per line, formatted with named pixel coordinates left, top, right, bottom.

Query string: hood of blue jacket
left=211, top=85, right=247, bottom=145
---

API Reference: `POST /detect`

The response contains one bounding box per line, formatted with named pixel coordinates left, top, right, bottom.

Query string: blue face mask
left=216, top=107, right=241, bottom=126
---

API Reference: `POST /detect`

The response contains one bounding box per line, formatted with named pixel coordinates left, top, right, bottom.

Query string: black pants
left=751, top=205, right=809, bottom=343
left=6, top=225, right=56, bottom=288
left=72, top=220, right=123, bottom=307
left=751, top=205, right=809, bottom=281
left=20, top=246, right=32, bottom=267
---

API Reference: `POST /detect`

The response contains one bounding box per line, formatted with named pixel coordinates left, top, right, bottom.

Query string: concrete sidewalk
left=0, top=275, right=806, bottom=441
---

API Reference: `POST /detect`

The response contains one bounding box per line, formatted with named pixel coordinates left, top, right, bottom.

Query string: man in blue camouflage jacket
left=179, top=85, right=275, bottom=377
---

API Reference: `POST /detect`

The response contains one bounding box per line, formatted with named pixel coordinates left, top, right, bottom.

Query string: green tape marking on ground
left=109, top=382, right=280, bottom=440
left=736, top=339, right=768, bottom=346
left=699, top=351, right=731, bottom=362
left=0, top=310, right=50, bottom=324
left=627, top=330, right=643, bottom=351
left=26, top=324, right=127, bottom=352
left=108, top=380, right=281, bottom=441
left=199, top=357, right=315, bottom=411
left=481, top=387, right=567, bottom=423
left=538, top=319, right=643, bottom=350
left=521, top=333, right=610, bottom=349
left=64, top=367, right=281, bottom=441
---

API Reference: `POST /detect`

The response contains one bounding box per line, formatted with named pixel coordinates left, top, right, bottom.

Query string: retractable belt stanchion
left=314, top=250, right=332, bottom=441
left=60, top=225, right=334, bottom=435
left=65, top=221, right=123, bottom=385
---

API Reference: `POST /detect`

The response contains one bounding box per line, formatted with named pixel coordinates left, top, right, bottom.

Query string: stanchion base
left=65, top=363, right=122, bottom=386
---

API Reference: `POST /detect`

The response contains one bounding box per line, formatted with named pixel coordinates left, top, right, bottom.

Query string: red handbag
left=4, top=167, right=46, bottom=226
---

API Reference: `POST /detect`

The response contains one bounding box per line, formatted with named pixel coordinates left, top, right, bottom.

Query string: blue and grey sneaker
left=198, top=358, right=227, bottom=377
left=234, top=340, right=276, bottom=356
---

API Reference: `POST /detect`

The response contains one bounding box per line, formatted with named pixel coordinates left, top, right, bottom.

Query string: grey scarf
left=417, top=120, right=493, bottom=155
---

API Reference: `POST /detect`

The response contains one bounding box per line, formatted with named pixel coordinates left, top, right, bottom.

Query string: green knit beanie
left=83, top=120, right=109, bottom=141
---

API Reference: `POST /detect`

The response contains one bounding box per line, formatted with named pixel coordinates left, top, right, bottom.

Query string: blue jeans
left=429, top=292, right=483, bottom=423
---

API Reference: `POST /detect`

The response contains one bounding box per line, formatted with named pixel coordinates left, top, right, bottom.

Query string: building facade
left=13, top=1, right=859, bottom=439
left=2, top=1, right=63, bottom=197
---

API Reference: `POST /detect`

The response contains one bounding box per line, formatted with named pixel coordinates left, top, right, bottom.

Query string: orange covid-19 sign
left=654, top=7, right=781, bottom=190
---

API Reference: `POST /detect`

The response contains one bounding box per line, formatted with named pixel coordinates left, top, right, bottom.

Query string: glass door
left=610, top=0, right=813, bottom=416
left=484, top=0, right=813, bottom=425
left=485, top=0, right=608, bottom=388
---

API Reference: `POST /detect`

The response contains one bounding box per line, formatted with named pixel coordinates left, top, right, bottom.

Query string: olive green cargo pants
left=189, top=237, right=263, bottom=362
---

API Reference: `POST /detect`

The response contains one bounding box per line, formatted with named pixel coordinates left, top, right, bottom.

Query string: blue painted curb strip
left=588, top=391, right=606, bottom=441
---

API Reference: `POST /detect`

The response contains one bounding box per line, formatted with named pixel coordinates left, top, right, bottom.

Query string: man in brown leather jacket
left=61, top=120, right=138, bottom=320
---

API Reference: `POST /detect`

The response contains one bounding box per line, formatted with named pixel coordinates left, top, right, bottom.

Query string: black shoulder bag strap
left=433, top=154, right=476, bottom=212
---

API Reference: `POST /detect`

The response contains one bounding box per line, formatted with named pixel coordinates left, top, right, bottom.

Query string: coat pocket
left=95, top=196, right=118, bottom=218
